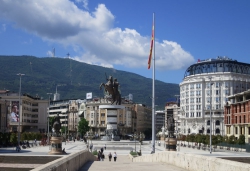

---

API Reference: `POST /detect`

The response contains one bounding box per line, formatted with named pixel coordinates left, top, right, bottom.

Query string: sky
left=0, top=0, right=250, bottom=84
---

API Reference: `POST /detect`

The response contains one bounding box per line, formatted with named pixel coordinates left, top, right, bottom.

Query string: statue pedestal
left=48, top=136, right=63, bottom=155
left=165, top=137, right=177, bottom=151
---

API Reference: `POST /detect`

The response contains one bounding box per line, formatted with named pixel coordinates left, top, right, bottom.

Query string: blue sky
left=0, top=0, right=250, bottom=84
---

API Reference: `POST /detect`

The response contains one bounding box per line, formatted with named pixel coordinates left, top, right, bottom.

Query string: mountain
left=0, top=55, right=180, bottom=109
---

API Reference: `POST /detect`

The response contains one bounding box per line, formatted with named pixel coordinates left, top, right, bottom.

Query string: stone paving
left=0, top=140, right=249, bottom=170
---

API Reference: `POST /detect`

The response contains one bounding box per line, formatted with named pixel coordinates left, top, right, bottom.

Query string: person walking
left=101, top=147, right=104, bottom=154
left=104, top=144, right=106, bottom=150
left=113, top=152, right=117, bottom=162
left=97, top=151, right=102, bottom=161
left=108, top=152, right=112, bottom=161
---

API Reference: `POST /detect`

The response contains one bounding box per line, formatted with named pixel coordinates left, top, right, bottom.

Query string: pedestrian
left=90, top=143, right=93, bottom=152
left=101, top=147, right=104, bottom=154
left=97, top=151, right=101, bottom=161
left=104, top=144, right=106, bottom=150
left=101, top=152, right=105, bottom=161
left=108, top=152, right=112, bottom=161
left=113, top=152, right=117, bottom=162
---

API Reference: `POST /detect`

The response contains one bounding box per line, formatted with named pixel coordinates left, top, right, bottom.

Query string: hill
left=0, top=55, right=180, bottom=109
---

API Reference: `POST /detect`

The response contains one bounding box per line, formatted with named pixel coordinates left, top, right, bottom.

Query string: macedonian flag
left=148, top=22, right=154, bottom=69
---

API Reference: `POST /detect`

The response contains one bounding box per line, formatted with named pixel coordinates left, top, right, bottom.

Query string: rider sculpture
left=100, top=75, right=121, bottom=105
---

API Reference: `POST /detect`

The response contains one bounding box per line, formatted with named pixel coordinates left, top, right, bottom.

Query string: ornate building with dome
left=179, top=56, right=250, bottom=136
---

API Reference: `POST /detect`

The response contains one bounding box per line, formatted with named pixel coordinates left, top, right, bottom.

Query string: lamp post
left=47, top=93, right=52, bottom=145
left=17, top=73, right=24, bottom=148
left=209, top=76, right=213, bottom=154
left=134, top=132, right=137, bottom=152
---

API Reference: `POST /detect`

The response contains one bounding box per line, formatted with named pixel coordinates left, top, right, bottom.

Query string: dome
left=184, top=56, right=250, bottom=78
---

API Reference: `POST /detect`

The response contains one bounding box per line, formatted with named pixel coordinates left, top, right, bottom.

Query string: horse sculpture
left=99, top=75, right=121, bottom=105
left=167, top=117, right=175, bottom=138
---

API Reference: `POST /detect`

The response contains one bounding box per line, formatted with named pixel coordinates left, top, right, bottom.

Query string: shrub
left=130, top=151, right=137, bottom=156
left=92, top=150, right=98, bottom=155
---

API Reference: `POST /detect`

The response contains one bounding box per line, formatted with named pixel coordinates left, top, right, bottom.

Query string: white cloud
left=47, top=50, right=54, bottom=57
left=75, top=0, right=89, bottom=10
left=0, top=0, right=195, bottom=71
left=2, top=24, right=6, bottom=32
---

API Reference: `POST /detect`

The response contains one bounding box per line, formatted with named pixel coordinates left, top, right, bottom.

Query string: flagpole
left=151, top=12, right=155, bottom=154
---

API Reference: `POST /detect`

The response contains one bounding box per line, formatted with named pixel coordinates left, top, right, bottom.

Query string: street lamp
left=209, top=76, right=213, bottom=154
left=17, top=73, right=24, bottom=148
left=47, top=93, right=52, bottom=145
left=134, top=132, right=137, bottom=152
left=139, top=132, right=145, bottom=155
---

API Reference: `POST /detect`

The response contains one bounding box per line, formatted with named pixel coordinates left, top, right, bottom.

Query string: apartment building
left=224, top=89, right=250, bottom=143
left=0, top=92, right=48, bottom=133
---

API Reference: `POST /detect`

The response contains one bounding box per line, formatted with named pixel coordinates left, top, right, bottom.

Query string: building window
left=190, top=84, right=194, bottom=89
left=235, top=127, right=238, bottom=134
left=190, top=98, right=194, bottom=103
left=216, top=90, right=220, bottom=95
left=196, top=91, right=201, bottom=96
left=216, top=82, right=220, bottom=88
left=207, top=129, right=210, bottom=134
left=196, top=98, right=201, bottom=103
left=215, top=120, right=220, bottom=125
left=207, top=120, right=210, bottom=125
left=196, top=83, right=201, bottom=89
left=215, top=128, right=220, bottom=134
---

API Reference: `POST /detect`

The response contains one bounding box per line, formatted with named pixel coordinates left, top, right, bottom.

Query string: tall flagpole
left=151, top=12, right=155, bottom=154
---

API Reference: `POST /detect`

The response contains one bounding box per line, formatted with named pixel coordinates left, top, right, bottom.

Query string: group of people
left=97, top=144, right=117, bottom=162
left=108, top=152, right=117, bottom=162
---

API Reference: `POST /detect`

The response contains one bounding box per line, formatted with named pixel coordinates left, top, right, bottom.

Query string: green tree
left=10, top=133, right=17, bottom=145
left=195, top=134, right=202, bottom=146
left=212, top=135, right=218, bottom=145
left=21, top=132, right=28, bottom=141
left=216, top=135, right=223, bottom=144
left=61, top=126, right=68, bottom=134
left=189, top=134, right=195, bottom=146
left=238, top=134, right=245, bottom=149
left=78, top=118, right=90, bottom=138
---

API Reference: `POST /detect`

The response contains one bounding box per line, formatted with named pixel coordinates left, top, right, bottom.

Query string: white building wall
left=180, top=72, right=250, bottom=136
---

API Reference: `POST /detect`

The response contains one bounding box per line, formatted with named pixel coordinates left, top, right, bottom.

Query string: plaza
left=1, top=139, right=250, bottom=171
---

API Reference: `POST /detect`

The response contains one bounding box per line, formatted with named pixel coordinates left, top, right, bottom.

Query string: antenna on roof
left=67, top=53, right=72, bottom=85
left=53, top=48, right=55, bottom=57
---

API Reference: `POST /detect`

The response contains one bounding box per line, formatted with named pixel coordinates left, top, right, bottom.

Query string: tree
left=10, top=133, right=17, bottom=145
left=238, top=134, right=245, bottom=150
left=61, top=126, right=68, bottom=135
left=78, top=118, right=90, bottom=138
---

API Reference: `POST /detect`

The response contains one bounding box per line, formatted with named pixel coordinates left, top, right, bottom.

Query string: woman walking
left=113, top=152, right=117, bottom=162
left=108, top=152, right=112, bottom=161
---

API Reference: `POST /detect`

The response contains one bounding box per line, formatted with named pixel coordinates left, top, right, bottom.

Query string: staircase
left=79, top=155, right=187, bottom=171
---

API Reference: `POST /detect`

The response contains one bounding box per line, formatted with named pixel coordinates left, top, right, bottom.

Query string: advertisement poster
left=9, top=101, right=19, bottom=122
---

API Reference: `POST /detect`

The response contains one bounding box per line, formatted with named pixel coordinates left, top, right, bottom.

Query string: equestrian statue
left=99, top=74, right=121, bottom=105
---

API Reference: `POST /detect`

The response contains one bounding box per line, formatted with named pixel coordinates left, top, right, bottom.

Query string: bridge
left=0, top=140, right=249, bottom=171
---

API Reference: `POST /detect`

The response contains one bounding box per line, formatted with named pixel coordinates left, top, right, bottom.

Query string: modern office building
left=224, top=89, right=250, bottom=143
left=180, top=56, right=250, bottom=136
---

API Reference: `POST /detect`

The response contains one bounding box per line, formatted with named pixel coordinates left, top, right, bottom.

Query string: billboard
left=86, top=92, right=92, bottom=99
left=9, top=101, right=19, bottom=122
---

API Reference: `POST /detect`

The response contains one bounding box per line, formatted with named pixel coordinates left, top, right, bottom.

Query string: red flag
left=148, top=22, right=154, bottom=69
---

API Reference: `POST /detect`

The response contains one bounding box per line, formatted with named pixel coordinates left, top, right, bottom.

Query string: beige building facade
left=0, top=92, right=48, bottom=133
